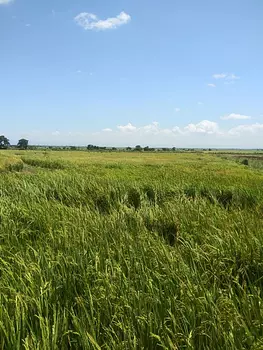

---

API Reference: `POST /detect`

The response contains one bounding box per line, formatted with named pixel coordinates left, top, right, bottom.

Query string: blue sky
left=1, top=0, right=263, bottom=147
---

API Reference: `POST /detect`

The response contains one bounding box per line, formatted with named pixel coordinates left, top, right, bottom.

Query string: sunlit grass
left=0, top=152, right=23, bottom=172
left=1, top=150, right=263, bottom=348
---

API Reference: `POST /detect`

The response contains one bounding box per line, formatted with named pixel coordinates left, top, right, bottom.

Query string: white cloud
left=213, top=73, right=240, bottom=83
left=117, top=123, right=137, bottom=132
left=213, top=73, right=227, bottom=79
left=102, top=128, right=113, bottom=132
left=229, top=123, right=263, bottom=136
left=221, top=113, right=251, bottom=121
left=117, top=120, right=220, bottom=136
left=184, top=120, right=220, bottom=134
left=198, top=102, right=204, bottom=105
left=52, top=131, right=60, bottom=136
left=0, top=0, right=13, bottom=4
left=208, top=83, right=216, bottom=88
left=74, top=11, right=131, bottom=31
left=226, top=74, right=240, bottom=81
left=25, top=24, right=31, bottom=27
left=13, top=120, right=263, bottom=148
left=141, top=122, right=160, bottom=134
left=175, top=108, right=180, bottom=113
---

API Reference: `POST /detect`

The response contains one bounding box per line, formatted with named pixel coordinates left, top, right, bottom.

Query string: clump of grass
left=21, top=157, right=67, bottom=170
left=0, top=154, right=23, bottom=172
left=7, top=160, right=24, bottom=172
left=184, top=185, right=197, bottom=199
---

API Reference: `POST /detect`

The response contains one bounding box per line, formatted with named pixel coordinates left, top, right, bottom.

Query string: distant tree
left=126, top=147, right=132, bottom=151
left=87, top=144, right=99, bottom=150
left=0, top=135, right=10, bottom=149
left=17, top=138, right=29, bottom=150
left=144, top=146, right=155, bottom=152
left=135, top=145, right=142, bottom=151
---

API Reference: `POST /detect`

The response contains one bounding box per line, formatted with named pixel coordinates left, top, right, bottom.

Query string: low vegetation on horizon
left=1, top=150, right=263, bottom=349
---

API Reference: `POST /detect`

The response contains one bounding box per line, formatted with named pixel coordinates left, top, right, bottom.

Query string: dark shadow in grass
left=143, top=186, right=156, bottom=204
left=145, top=216, right=179, bottom=246
left=215, top=190, right=233, bottom=209
left=200, top=188, right=233, bottom=209
left=127, top=188, right=141, bottom=210
left=184, top=186, right=197, bottom=200
left=95, top=195, right=111, bottom=214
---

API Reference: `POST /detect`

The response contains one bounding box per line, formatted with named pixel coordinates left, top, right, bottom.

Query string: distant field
left=1, top=150, right=263, bottom=349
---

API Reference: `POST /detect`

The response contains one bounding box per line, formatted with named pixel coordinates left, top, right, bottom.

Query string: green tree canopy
left=0, top=135, right=10, bottom=149
left=17, top=139, right=29, bottom=150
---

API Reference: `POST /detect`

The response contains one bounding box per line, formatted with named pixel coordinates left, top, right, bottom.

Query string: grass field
left=1, top=150, right=263, bottom=349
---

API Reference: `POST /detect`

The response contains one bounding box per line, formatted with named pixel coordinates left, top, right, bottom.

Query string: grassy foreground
left=1, top=150, right=263, bottom=349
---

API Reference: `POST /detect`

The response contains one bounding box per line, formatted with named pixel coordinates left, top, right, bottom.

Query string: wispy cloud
left=225, top=74, right=240, bottom=81
left=0, top=0, right=13, bottom=4
left=74, top=11, right=131, bottom=31
left=208, top=83, right=216, bottom=88
left=221, top=113, right=251, bottom=120
left=229, top=123, right=263, bottom=136
left=52, top=131, right=60, bottom=136
left=116, top=120, right=220, bottom=136
left=25, top=24, right=31, bottom=27
left=198, top=102, right=204, bottom=105
left=117, top=123, right=137, bottom=132
left=175, top=108, right=180, bottom=113
left=213, top=73, right=240, bottom=84
left=213, top=73, right=227, bottom=79
left=102, top=128, right=113, bottom=132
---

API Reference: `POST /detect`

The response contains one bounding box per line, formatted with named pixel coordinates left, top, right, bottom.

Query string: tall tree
left=0, top=135, right=10, bottom=149
left=17, top=138, right=29, bottom=150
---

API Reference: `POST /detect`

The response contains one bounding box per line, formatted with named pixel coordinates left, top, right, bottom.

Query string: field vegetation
left=1, top=150, right=263, bottom=349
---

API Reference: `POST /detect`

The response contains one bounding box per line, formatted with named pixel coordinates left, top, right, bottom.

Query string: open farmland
left=1, top=150, right=263, bottom=349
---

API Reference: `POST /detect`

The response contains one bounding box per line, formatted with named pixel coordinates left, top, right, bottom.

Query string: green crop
left=0, top=150, right=263, bottom=349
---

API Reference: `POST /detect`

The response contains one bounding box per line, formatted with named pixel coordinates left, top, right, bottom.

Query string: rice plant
left=0, top=150, right=263, bottom=349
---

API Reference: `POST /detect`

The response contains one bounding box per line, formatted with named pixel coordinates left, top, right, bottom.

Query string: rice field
left=1, top=150, right=263, bottom=349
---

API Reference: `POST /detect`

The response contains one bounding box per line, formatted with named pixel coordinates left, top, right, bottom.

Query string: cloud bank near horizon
left=5, top=119, right=263, bottom=148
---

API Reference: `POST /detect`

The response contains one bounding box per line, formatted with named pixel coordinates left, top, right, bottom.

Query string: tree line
left=0, top=136, right=218, bottom=152
left=0, top=135, right=29, bottom=150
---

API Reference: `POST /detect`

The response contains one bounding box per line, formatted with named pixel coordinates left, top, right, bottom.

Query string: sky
left=0, top=0, right=263, bottom=148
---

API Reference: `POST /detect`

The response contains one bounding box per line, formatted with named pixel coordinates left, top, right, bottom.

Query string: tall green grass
left=0, top=151, right=263, bottom=349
